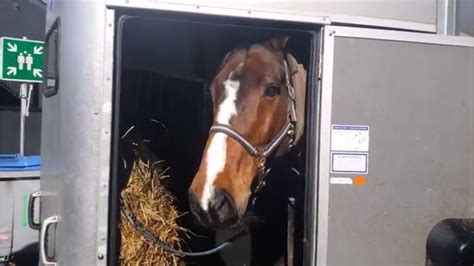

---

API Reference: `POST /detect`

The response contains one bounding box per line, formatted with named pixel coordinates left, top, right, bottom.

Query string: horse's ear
left=216, top=48, right=237, bottom=73
left=267, top=36, right=289, bottom=52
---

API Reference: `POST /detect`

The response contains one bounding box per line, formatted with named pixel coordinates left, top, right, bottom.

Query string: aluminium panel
left=318, top=26, right=474, bottom=266
left=40, top=1, right=112, bottom=265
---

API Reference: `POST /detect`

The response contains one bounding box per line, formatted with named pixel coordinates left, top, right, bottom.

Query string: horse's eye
left=264, top=84, right=280, bottom=98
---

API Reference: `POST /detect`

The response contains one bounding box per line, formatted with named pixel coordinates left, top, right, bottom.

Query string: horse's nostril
left=188, top=190, right=207, bottom=222
left=214, top=191, right=229, bottom=210
left=209, top=189, right=238, bottom=225
left=188, top=188, right=238, bottom=228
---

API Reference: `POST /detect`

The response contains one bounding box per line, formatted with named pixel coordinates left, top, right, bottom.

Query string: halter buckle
left=253, top=167, right=271, bottom=195
left=287, top=123, right=296, bottom=148
left=254, top=152, right=266, bottom=170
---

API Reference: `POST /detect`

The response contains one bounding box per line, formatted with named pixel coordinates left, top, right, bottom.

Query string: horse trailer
left=37, top=0, right=473, bottom=265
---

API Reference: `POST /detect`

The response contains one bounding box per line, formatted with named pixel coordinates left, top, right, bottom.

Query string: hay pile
left=119, top=152, right=187, bottom=266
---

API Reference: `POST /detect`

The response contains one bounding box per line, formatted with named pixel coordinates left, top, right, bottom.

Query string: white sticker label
left=331, top=125, right=369, bottom=152
left=331, top=152, right=368, bottom=174
left=330, top=177, right=353, bottom=185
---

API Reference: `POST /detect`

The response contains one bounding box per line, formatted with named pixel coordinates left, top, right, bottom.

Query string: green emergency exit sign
left=0, top=37, right=45, bottom=83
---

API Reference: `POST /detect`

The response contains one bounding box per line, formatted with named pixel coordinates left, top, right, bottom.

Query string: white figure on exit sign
left=15, top=52, right=34, bottom=72
left=26, top=53, right=33, bottom=71
left=17, top=52, right=25, bottom=70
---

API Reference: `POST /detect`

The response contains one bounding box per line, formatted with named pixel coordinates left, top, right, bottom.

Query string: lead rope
left=121, top=203, right=248, bottom=257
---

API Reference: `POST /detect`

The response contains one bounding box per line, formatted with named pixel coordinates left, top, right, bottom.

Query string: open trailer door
left=109, top=7, right=322, bottom=266
left=314, top=26, right=474, bottom=266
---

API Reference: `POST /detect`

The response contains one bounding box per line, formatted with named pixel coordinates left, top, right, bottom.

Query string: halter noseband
left=209, top=59, right=298, bottom=194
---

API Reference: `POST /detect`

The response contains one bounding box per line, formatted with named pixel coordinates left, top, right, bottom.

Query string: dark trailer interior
left=109, top=8, right=320, bottom=265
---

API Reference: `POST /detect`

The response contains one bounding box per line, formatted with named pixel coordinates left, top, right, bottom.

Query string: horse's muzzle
left=189, top=189, right=239, bottom=229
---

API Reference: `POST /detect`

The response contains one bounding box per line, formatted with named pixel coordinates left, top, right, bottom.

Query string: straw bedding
left=119, top=149, right=187, bottom=266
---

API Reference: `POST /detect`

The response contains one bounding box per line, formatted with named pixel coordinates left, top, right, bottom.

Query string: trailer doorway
left=110, top=10, right=320, bottom=265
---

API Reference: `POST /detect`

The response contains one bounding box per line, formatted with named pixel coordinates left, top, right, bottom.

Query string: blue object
left=0, top=153, right=41, bottom=171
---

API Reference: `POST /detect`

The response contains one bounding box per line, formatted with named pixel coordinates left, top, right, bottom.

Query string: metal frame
left=314, top=26, right=335, bottom=266
left=95, top=8, right=115, bottom=266
left=107, top=11, right=127, bottom=266
left=300, top=29, right=323, bottom=266
left=106, top=0, right=437, bottom=33
left=331, top=26, right=474, bottom=47
left=325, top=14, right=435, bottom=33
left=107, top=0, right=329, bottom=25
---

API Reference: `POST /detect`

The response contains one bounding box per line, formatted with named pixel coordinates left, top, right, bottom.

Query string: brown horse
left=188, top=36, right=306, bottom=230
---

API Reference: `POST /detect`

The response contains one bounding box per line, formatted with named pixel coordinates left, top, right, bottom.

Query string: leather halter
left=209, top=59, right=298, bottom=194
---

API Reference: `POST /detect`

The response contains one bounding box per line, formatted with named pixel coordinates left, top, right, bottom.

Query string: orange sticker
left=353, top=176, right=366, bottom=186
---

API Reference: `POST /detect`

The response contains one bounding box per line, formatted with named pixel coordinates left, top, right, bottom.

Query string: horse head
left=188, top=36, right=305, bottom=229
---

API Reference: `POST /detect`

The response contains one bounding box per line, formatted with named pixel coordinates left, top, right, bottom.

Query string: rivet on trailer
left=36, top=0, right=474, bottom=265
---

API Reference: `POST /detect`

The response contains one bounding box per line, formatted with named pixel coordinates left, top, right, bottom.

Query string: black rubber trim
left=302, top=30, right=323, bottom=266
left=43, top=17, right=60, bottom=98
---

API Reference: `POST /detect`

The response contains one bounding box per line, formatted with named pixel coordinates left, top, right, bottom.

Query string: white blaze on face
left=201, top=72, right=240, bottom=210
